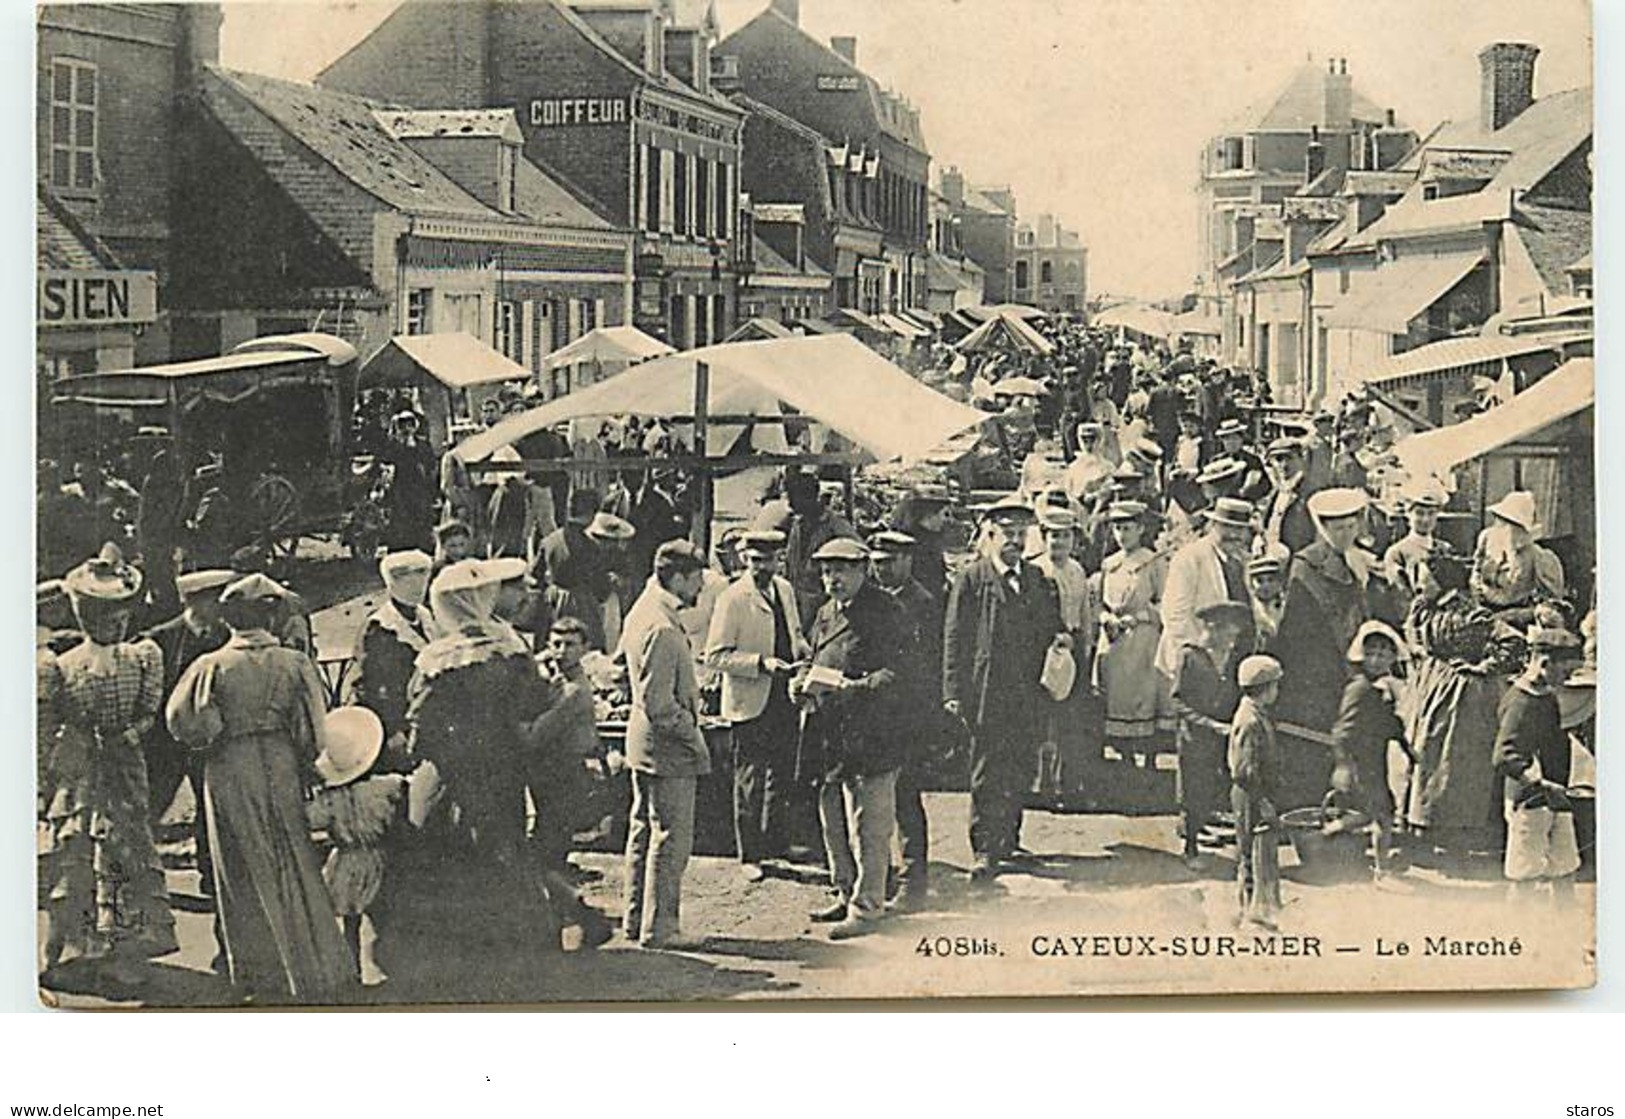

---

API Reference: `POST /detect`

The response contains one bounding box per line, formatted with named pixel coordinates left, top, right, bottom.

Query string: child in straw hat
left=307, top=706, right=406, bottom=984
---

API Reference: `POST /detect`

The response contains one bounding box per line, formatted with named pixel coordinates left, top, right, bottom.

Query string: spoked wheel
left=249, top=473, right=302, bottom=573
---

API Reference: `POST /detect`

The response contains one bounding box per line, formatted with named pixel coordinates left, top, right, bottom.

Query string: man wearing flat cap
left=944, top=496, right=1066, bottom=880
left=704, top=530, right=809, bottom=881
left=793, top=537, right=910, bottom=937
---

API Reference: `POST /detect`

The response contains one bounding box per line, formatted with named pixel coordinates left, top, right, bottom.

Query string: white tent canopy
left=1395, top=357, right=1593, bottom=478
left=954, top=311, right=1056, bottom=355
left=363, top=332, right=526, bottom=390
left=542, top=324, right=674, bottom=371
left=457, top=333, right=988, bottom=465
left=1094, top=303, right=1175, bottom=339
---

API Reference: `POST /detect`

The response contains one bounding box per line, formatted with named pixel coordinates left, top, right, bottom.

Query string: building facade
left=168, top=68, right=632, bottom=371
left=937, top=167, right=1016, bottom=304
left=318, top=0, right=744, bottom=349
left=1011, top=213, right=1088, bottom=314
left=717, top=0, right=931, bottom=315
left=35, top=4, right=221, bottom=375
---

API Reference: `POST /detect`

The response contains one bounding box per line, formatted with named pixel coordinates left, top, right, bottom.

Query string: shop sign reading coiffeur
left=530, top=97, right=629, bottom=127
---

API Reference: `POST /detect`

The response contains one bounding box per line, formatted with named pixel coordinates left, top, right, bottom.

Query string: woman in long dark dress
left=1171, top=601, right=1246, bottom=866
left=39, top=545, right=177, bottom=988
left=166, top=573, right=354, bottom=1003
left=370, top=557, right=560, bottom=1003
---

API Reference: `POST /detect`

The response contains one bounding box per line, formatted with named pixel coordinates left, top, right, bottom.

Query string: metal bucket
left=1281, top=800, right=1372, bottom=883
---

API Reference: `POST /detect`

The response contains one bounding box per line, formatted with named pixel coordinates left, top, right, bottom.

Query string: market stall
left=539, top=324, right=674, bottom=399
left=954, top=310, right=1056, bottom=356
left=358, top=332, right=527, bottom=449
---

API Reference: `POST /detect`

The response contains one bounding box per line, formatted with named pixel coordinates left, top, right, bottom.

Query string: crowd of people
left=36, top=315, right=1596, bottom=1004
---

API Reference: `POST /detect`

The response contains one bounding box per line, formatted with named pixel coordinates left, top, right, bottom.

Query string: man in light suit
left=704, top=531, right=808, bottom=882
left=621, top=540, right=711, bottom=950
left=1156, top=497, right=1256, bottom=684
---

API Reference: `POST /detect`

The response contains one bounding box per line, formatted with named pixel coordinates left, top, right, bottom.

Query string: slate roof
left=374, top=108, right=523, bottom=142
left=38, top=191, right=121, bottom=270
left=751, top=235, right=829, bottom=278
left=1221, top=62, right=1393, bottom=134
left=200, top=67, right=614, bottom=272
left=1513, top=202, right=1592, bottom=295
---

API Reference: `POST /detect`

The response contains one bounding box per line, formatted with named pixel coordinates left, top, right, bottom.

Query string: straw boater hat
left=1038, top=507, right=1078, bottom=532
left=64, top=543, right=144, bottom=603
left=979, top=493, right=1035, bottom=524
left=1107, top=500, right=1148, bottom=522
left=1204, top=497, right=1254, bottom=529
left=1347, top=619, right=1409, bottom=663
left=1486, top=491, right=1541, bottom=534
left=1215, top=418, right=1247, bottom=440
left=220, top=571, right=287, bottom=605
left=316, top=706, right=385, bottom=789
left=1266, top=436, right=1305, bottom=459
left=380, top=550, right=432, bottom=579
left=585, top=512, right=636, bottom=541
left=1195, top=457, right=1245, bottom=486
left=176, top=569, right=237, bottom=600
left=1247, top=554, right=1286, bottom=579
left=1237, top=654, right=1283, bottom=688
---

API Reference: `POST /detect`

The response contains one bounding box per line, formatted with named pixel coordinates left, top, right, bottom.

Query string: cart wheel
left=250, top=474, right=302, bottom=569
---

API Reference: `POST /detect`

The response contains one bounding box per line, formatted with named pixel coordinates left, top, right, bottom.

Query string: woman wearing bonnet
left=1472, top=490, right=1566, bottom=610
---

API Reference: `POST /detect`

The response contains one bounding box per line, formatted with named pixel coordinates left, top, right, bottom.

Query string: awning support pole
left=692, top=359, right=714, bottom=557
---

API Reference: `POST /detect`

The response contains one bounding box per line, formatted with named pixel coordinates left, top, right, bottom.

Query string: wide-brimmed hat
left=220, top=571, right=287, bottom=605
left=1347, top=619, right=1408, bottom=663
left=1204, top=497, right=1254, bottom=528
left=1266, top=436, right=1305, bottom=459
left=64, top=543, right=144, bottom=603
left=978, top=493, right=1035, bottom=524
left=1486, top=491, right=1541, bottom=533
left=585, top=512, right=635, bottom=541
left=1247, top=554, right=1286, bottom=578
left=1215, top=418, right=1247, bottom=439
left=1238, top=655, right=1283, bottom=688
left=1195, top=458, right=1245, bottom=486
left=379, top=550, right=433, bottom=579
left=811, top=537, right=870, bottom=564
left=176, top=568, right=237, bottom=600
left=1107, top=500, right=1148, bottom=522
left=434, top=518, right=473, bottom=543
left=1038, top=507, right=1078, bottom=532
left=1307, top=487, right=1368, bottom=521
left=432, top=557, right=528, bottom=596
left=316, top=706, right=385, bottom=789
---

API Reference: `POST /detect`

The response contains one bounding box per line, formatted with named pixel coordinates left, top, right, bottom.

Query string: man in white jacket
left=1157, top=497, right=1256, bottom=682
left=704, top=531, right=809, bottom=881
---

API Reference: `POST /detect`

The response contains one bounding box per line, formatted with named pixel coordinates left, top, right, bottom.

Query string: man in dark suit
left=143, top=568, right=235, bottom=903
left=943, top=496, right=1066, bottom=880
left=794, top=537, right=910, bottom=939
left=536, top=489, right=613, bottom=650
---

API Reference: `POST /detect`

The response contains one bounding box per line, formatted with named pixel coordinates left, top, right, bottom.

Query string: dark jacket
left=801, top=580, right=909, bottom=781
left=943, top=555, right=1062, bottom=740
left=881, top=576, right=945, bottom=756
left=1493, top=684, right=1570, bottom=812
left=143, top=611, right=229, bottom=754
left=1330, top=674, right=1404, bottom=776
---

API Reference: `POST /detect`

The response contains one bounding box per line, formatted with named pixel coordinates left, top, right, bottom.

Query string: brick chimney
left=940, top=166, right=965, bottom=208
left=180, top=3, right=223, bottom=77
left=1305, top=124, right=1326, bottom=182
left=1480, top=42, right=1539, bottom=131
left=1037, top=213, right=1056, bottom=246
left=770, top=0, right=800, bottom=26
left=1323, top=57, right=1352, bottom=129
left=831, top=36, right=857, bottom=66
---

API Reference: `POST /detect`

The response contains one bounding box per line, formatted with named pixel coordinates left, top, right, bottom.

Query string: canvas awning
left=541, top=324, right=673, bottom=371
left=362, top=332, right=527, bottom=391
left=1395, top=357, right=1592, bottom=477
left=1361, top=330, right=1586, bottom=385
left=1093, top=303, right=1175, bottom=339
left=456, top=334, right=988, bottom=465
left=725, top=317, right=795, bottom=342
left=954, top=311, right=1056, bottom=356
left=876, top=312, right=928, bottom=339
left=1322, top=252, right=1482, bottom=333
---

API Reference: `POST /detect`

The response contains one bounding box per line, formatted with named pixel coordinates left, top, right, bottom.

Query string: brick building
left=317, top=0, right=745, bottom=349
left=937, top=167, right=1016, bottom=304
left=168, top=68, right=632, bottom=369
left=717, top=0, right=931, bottom=316
left=736, top=202, right=833, bottom=324
left=35, top=4, right=220, bottom=374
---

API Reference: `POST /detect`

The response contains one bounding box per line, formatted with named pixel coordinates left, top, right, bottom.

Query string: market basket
left=1280, top=794, right=1371, bottom=883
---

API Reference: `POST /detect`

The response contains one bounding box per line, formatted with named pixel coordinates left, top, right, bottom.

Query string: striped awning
left=1361, top=331, right=1588, bottom=385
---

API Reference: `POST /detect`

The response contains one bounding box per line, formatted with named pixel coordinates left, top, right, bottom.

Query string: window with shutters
left=495, top=300, right=520, bottom=361
left=695, top=159, right=712, bottom=238
left=642, top=146, right=660, bottom=233
left=405, top=289, right=431, bottom=335
left=50, top=58, right=98, bottom=194
left=673, top=152, right=689, bottom=236
left=659, top=149, right=676, bottom=234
